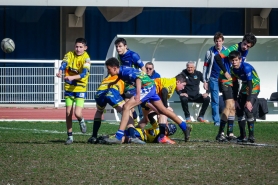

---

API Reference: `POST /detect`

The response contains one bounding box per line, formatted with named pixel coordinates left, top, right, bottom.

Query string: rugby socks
left=148, top=112, right=157, bottom=125
left=159, top=124, right=166, bottom=138
left=67, top=132, right=73, bottom=141
left=132, top=111, right=138, bottom=120
left=227, top=116, right=235, bottom=136
left=128, top=127, right=136, bottom=138
left=219, top=120, right=226, bottom=134
left=238, top=120, right=246, bottom=138
left=247, top=121, right=254, bottom=137
left=92, top=118, right=101, bottom=138
left=178, top=121, right=187, bottom=131
left=115, top=130, right=124, bottom=140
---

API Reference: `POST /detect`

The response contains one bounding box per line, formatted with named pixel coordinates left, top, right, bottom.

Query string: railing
left=0, top=60, right=105, bottom=107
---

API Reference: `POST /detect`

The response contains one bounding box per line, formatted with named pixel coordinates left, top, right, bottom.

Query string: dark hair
left=75, top=38, right=87, bottom=45
left=228, top=51, right=242, bottom=60
left=175, top=73, right=186, bottom=83
left=242, top=32, right=257, bottom=47
left=145, top=62, right=154, bottom=67
left=214, top=32, right=224, bottom=42
left=105, top=57, right=120, bottom=67
left=114, top=38, right=127, bottom=46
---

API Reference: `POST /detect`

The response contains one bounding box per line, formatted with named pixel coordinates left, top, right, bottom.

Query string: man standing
left=178, top=61, right=210, bottom=122
left=203, top=32, right=226, bottom=126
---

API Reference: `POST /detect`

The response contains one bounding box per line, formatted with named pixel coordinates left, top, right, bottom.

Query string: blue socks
left=179, top=121, right=187, bottom=131
left=115, top=130, right=124, bottom=140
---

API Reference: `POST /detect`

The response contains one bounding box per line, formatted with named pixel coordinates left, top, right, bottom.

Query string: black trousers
left=179, top=94, right=210, bottom=118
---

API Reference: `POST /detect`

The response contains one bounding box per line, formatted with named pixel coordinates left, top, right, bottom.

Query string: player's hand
left=203, top=82, right=208, bottom=90
left=134, top=95, right=140, bottom=102
left=64, top=76, right=75, bottom=81
left=224, top=72, right=231, bottom=80
left=235, top=100, right=240, bottom=109
left=245, top=101, right=253, bottom=112
left=202, top=93, right=208, bottom=98
left=56, top=72, right=62, bottom=78
left=180, top=93, right=188, bottom=97
left=167, top=106, right=173, bottom=112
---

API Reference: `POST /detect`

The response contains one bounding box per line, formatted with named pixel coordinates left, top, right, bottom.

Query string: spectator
left=203, top=32, right=226, bottom=126
left=178, top=61, right=210, bottom=122
left=145, top=62, right=161, bottom=79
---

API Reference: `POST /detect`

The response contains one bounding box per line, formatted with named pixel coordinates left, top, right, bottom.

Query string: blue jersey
left=118, top=66, right=154, bottom=89
left=118, top=49, right=144, bottom=69
left=231, top=62, right=260, bottom=94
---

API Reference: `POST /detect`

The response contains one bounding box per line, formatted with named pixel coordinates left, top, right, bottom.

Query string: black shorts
left=221, top=83, right=233, bottom=101
left=121, top=92, right=134, bottom=99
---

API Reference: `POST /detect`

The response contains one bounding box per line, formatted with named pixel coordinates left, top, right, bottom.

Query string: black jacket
left=253, top=98, right=268, bottom=120
left=178, top=69, right=204, bottom=98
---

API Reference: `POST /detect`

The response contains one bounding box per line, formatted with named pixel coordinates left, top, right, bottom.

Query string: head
left=186, top=61, right=196, bottom=74
left=74, top=38, right=87, bottom=56
left=241, top=32, right=257, bottom=51
left=229, top=51, right=242, bottom=69
left=213, top=32, right=224, bottom=50
left=105, top=57, right=120, bottom=76
left=114, top=38, right=128, bottom=55
left=145, top=62, right=155, bottom=76
left=175, top=73, right=186, bottom=91
left=166, top=123, right=177, bottom=136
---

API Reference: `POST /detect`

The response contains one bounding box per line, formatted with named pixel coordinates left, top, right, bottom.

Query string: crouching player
left=104, top=57, right=192, bottom=144
left=87, top=75, right=141, bottom=144
left=140, top=74, right=190, bottom=144
left=230, top=51, right=260, bottom=143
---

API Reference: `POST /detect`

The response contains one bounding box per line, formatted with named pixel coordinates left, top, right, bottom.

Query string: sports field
left=0, top=121, right=277, bottom=184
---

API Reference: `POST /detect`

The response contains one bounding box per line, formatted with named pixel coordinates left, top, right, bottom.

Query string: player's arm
left=56, top=60, right=68, bottom=78
left=232, top=77, right=239, bottom=100
left=161, top=88, right=169, bottom=108
left=214, top=44, right=238, bottom=78
left=64, top=60, right=91, bottom=81
left=135, top=78, right=142, bottom=102
left=132, top=53, right=146, bottom=73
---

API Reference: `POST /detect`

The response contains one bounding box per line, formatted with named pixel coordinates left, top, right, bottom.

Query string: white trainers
left=79, top=118, right=86, bottom=133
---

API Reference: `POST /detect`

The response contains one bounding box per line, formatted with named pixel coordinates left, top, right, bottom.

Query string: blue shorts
left=65, top=91, right=87, bottom=99
left=126, top=85, right=160, bottom=103
left=95, top=88, right=124, bottom=111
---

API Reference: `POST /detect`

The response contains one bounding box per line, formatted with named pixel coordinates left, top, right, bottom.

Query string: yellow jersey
left=155, top=77, right=177, bottom=99
left=63, top=51, right=91, bottom=92
left=136, top=122, right=160, bottom=143
left=97, top=75, right=125, bottom=95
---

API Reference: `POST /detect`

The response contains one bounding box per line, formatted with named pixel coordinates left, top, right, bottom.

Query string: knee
left=245, top=109, right=254, bottom=121
left=180, top=96, right=188, bottom=103
left=204, top=96, right=210, bottom=103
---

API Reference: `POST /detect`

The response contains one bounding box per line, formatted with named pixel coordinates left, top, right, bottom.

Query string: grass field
left=0, top=121, right=278, bottom=185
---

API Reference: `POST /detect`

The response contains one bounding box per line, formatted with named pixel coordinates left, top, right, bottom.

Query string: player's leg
left=151, top=99, right=192, bottom=142
left=236, top=94, right=248, bottom=142
left=216, top=84, right=234, bottom=142
left=88, top=91, right=106, bottom=144
left=244, top=94, right=258, bottom=143
left=74, top=92, right=87, bottom=134
left=65, top=93, right=74, bottom=145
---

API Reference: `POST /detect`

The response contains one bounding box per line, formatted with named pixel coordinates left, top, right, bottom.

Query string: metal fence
left=0, top=60, right=105, bottom=107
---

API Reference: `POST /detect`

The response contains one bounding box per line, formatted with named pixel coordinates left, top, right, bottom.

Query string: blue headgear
left=167, top=123, right=177, bottom=136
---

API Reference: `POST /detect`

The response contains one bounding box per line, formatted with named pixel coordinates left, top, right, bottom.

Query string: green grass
left=0, top=121, right=278, bottom=185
